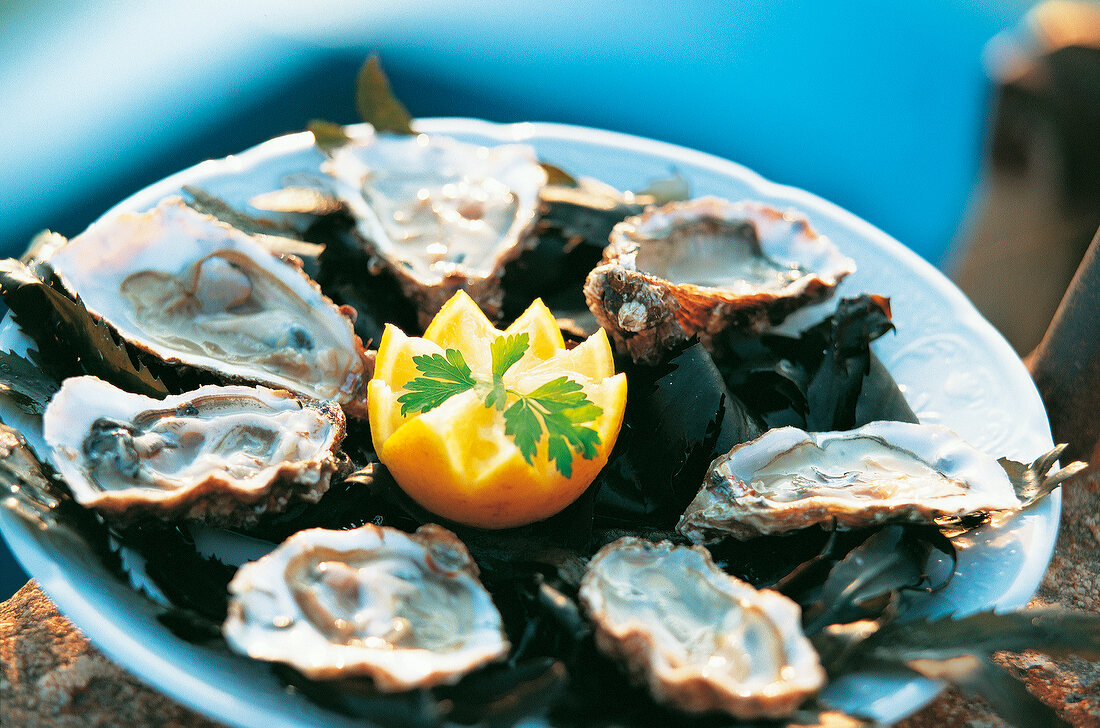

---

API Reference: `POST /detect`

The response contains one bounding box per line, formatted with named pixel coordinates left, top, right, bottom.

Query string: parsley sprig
left=397, top=349, right=476, bottom=414
left=396, top=334, right=603, bottom=477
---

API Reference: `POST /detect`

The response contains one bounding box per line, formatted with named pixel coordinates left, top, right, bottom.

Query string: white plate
left=0, top=120, right=1058, bottom=726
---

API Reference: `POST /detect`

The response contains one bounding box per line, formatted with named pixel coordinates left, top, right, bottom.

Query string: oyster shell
left=578, top=537, right=825, bottom=718
left=42, top=376, right=345, bottom=526
left=584, top=197, right=855, bottom=364
left=47, top=198, right=369, bottom=415
left=223, top=523, right=509, bottom=687
left=323, top=131, right=547, bottom=325
left=677, top=422, right=1023, bottom=543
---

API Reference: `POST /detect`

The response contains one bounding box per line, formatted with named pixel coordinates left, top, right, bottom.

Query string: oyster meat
left=323, top=130, right=547, bottom=324
left=47, top=198, right=369, bottom=415
left=223, top=523, right=509, bottom=687
left=584, top=197, right=855, bottom=363
left=678, top=422, right=1023, bottom=543
left=578, top=537, right=825, bottom=718
left=42, top=376, right=345, bottom=526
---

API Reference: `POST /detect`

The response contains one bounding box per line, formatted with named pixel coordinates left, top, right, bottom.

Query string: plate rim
left=0, top=117, right=1059, bottom=728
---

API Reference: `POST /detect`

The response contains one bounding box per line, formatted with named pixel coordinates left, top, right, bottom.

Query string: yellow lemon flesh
left=368, top=291, right=627, bottom=529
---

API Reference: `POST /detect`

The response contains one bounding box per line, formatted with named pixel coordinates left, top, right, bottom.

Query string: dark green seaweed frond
left=0, top=350, right=59, bottom=415
left=308, top=119, right=353, bottom=155
left=1000, top=443, right=1088, bottom=507
left=356, top=54, right=415, bottom=136
left=799, top=525, right=954, bottom=635
left=0, top=258, right=170, bottom=398
left=718, top=294, right=918, bottom=430
left=818, top=608, right=1100, bottom=728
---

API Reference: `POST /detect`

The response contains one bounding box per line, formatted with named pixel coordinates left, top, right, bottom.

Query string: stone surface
left=0, top=581, right=225, bottom=728
left=898, top=463, right=1100, bottom=728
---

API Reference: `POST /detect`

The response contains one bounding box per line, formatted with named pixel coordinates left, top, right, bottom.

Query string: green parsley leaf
left=525, top=376, right=590, bottom=410
left=503, top=397, right=541, bottom=464
left=486, top=333, right=529, bottom=411
left=505, top=376, right=603, bottom=477
left=491, top=333, right=529, bottom=379
left=397, top=349, right=476, bottom=415
left=484, top=383, right=508, bottom=412
left=546, top=436, right=575, bottom=478
left=538, top=401, right=602, bottom=478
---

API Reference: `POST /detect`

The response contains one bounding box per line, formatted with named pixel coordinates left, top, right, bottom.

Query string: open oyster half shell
left=223, top=523, right=509, bottom=688
left=324, top=131, right=547, bottom=325
left=42, top=376, right=345, bottom=526
left=584, top=198, right=855, bottom=364
left=578, top=537, right=825, bottom=718
left=47, top=198, right=369, bottom=416
left=677, top=422, right=1023, bottom=543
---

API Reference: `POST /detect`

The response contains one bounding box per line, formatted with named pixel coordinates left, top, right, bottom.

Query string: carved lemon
left=368, top=291, right=626, bottom=528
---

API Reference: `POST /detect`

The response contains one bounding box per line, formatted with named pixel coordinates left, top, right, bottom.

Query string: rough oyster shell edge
left=222, top=523, right=510, bottom=688
left=584, top=197, right=856, bottom=364
left=47, top=198, right=372, bottom=418
left=42, top=376, right=346, bottom=527
left=323, top=131, right=547, bottom=327
left=578, top=537, right=826, bottom=719
left=677, top=421, right=1023, bottom=543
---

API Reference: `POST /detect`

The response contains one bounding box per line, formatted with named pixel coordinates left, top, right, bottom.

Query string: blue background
left=0, top=0, right=1041, bottom=598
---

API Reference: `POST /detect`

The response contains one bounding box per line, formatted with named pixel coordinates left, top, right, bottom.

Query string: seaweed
left=708, top=526, right=852, bottom=590
left=0, top=419, right=126, bottom=589
left=0, top=420, right=67, bottom=529
left=156, top=606, right=224, bottom=643
left=717, top=295, right=917, bottom=430
left=273, top=664, right=444, bottom=728
left=0, top=349, right=60, bottom=415
left=819, top=609, right=1100, bottom=728
left=182, top=185, right=302, bottom=239
left=356, top=54, right=415, bottom=136
left=440, top=658, right=569, bottom=726
left=909, top=655, right=1067, bottom=727
left=272, top=658, right=569, bottom=728
left=539, top=163, right=580, bottom=187
left=803, top=296, right=906, bottom=430
left=307, top=119, right=352, bottom=155
left=112, top=524, right=237, bottom=624
left=501, top=183, right=645, bottom=320
left=247, top=463, right=424, bottom=541
left=1000, top=443, right=1088, bottom=506
left=593, top=341, right=762, bottom=529
left=0, top=259, right=170, bottom=398
left=798, top=525, right=954, bottom=635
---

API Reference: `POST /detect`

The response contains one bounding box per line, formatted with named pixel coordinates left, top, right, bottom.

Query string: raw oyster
left=223, top=523, right=509, bottom=687
left=677, top=422, right=1023, bottom=543
left=42, top=376, right=345, bottom=526
left=584, top=197, right=855, bottom=363
left=47, top=198, right=369, bottom=415
left=323, top=130, right=547, bottom=325
left=578, top=537, right=825, bottom=718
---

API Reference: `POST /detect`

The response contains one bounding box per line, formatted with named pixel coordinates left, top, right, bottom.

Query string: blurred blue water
left=0, top=1, right=1040, bottom=598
